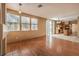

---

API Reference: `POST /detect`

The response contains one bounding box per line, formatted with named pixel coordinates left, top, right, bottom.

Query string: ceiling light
left=38, top=4, right=43, bottom=8
left=19, top=10, right=21, bottom=14
left=19, top=3, right=22, bottom=14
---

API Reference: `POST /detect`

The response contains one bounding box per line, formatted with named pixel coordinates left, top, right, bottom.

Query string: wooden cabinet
left=56, top=21, right=72, bottom=35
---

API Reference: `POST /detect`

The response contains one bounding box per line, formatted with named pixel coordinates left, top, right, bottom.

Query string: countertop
left=52, top=34, right=79, bottom=43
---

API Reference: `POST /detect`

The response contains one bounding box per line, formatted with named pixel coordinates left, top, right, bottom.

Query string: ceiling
left=6, top=3, right=79, bottom=21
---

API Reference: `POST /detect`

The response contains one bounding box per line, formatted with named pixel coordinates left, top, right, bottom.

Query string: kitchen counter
left=52, top=34, right=79, bottom=43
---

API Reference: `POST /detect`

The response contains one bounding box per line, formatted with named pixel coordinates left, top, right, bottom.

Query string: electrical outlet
left=16, top=37, right=18, bottom=39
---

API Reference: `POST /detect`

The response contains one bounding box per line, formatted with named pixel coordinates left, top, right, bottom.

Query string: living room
left=0, top=3, right=79, bottom=56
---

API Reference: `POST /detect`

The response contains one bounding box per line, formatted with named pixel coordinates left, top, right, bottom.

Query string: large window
left=31, top=18, right=38, bottom=30
left=21, top=16, right=30, bottom=31
left=6, top=12, right=38, bottom=32
left=6, top=13, right=20, bottom=31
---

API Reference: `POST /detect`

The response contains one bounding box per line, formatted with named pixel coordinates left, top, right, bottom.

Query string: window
left=6, top=12, right=38, bottom=32
left=21, top=16, right=30, bottom=31
left=31, top=18, right=38, bottom=30
left=6, top=13, right=20, bottom=31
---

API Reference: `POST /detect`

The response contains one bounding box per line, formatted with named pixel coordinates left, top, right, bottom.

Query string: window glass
left=31, top=18, right=38, bottom=30
left=21, top=16, right=30, bottom=31
left=6, top=13, right=20, bottom=31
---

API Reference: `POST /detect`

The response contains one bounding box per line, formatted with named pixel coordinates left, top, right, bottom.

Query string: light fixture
left=19, top=3, right=22, bottom=14
left=38, top=4, right=43, bottom=8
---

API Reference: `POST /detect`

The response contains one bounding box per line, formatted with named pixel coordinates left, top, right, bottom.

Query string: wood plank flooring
left=6, top=36, right=79, bottom=56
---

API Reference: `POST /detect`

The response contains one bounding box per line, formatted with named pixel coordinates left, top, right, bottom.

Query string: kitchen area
left=46, top=17, right=79, bottom=48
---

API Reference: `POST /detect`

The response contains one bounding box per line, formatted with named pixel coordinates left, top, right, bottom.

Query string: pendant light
left=19, top=3, right=22, bottom=14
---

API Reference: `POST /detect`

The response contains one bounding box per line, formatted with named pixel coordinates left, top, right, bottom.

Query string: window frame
left=6, top=13, right=20, bottom=32
left=21, top=16, right=30, bottom=31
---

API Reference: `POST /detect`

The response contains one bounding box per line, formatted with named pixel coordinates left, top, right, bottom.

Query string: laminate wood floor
left=6, top=36, right=79, bottom=56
